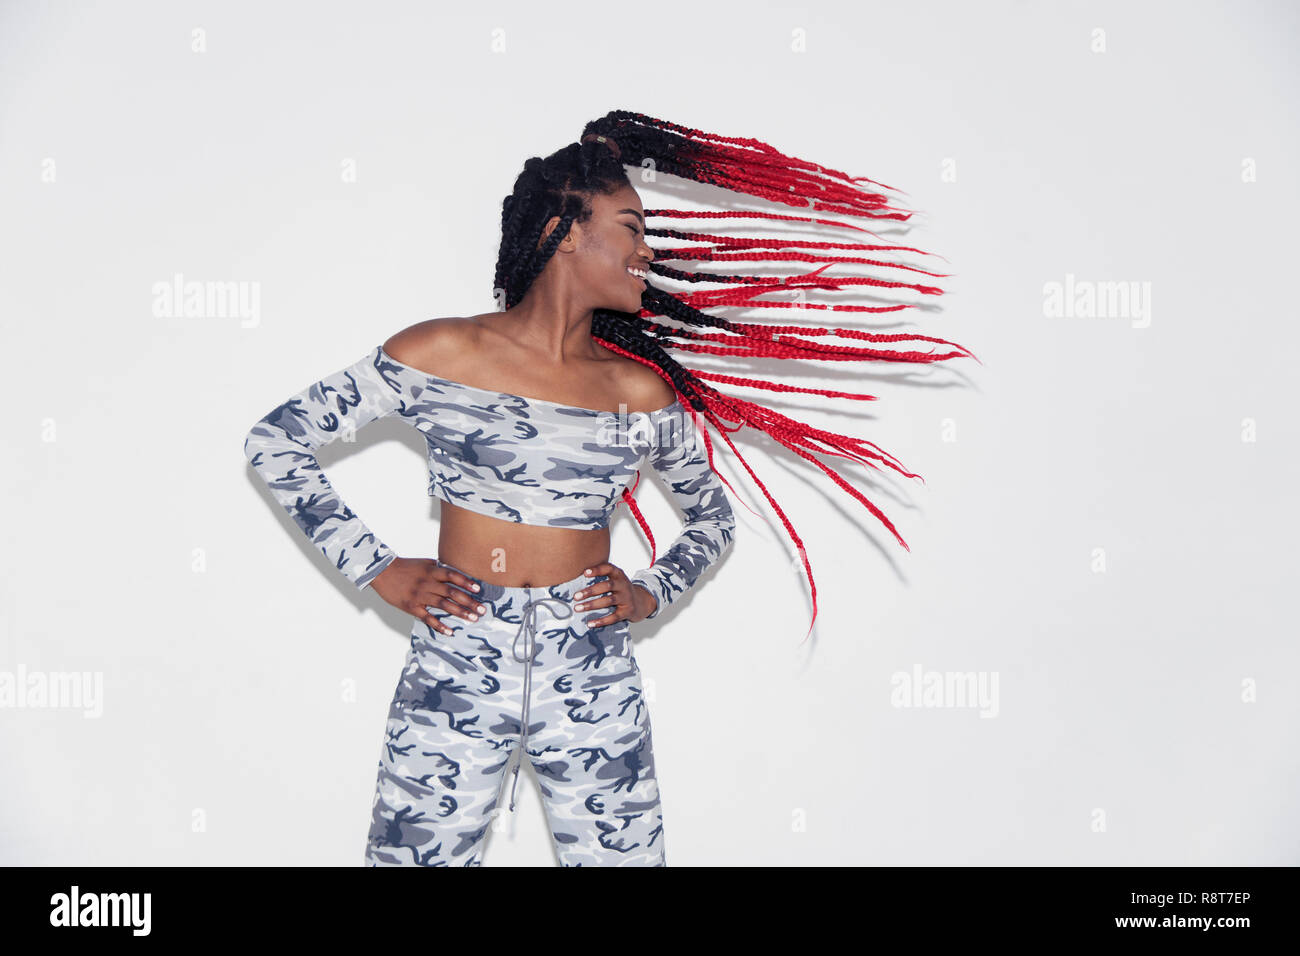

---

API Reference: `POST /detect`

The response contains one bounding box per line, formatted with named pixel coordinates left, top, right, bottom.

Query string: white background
left=1, top=0, right=1296, bottom=866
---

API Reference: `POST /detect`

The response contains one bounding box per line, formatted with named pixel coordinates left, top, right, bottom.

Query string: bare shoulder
left=612, top=352, right=677, bottom=411
left=382, top=317, right=475, bottom=373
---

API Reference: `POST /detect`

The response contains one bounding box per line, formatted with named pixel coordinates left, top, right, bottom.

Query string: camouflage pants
left=365, top=562, right=666, bottom=866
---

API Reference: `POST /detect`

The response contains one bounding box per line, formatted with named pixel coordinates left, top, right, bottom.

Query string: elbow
left=719, top=511, right=737, bottom=554
left=709, top=500, right=737, bottom=555
left=244, top=418, right=270, bottom=463
left=719, top=492, right=736, bottom=533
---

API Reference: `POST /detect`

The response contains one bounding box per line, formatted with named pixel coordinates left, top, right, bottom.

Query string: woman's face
left=546, top=184, right=655, bottom=312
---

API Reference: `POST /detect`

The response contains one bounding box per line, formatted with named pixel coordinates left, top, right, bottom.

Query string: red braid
left=594, top=111, right=976, bottom=644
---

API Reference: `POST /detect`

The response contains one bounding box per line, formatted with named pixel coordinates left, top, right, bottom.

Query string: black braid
left=589, top=310, right=708, bottom=412
left=486, top=110, right=968, bottom=644
left=492, top=115, right=740, bottom=413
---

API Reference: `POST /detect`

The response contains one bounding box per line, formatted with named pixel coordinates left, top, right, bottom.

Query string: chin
left=599, top=293, right=643, bottom=313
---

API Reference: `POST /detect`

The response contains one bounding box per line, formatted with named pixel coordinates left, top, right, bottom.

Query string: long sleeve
left=629, top=411, right=735, bottom=619
left=243, top=346, right=426, bottom=590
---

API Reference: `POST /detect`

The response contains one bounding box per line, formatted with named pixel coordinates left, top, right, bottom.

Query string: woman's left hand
left=574, top=562, right=658, bottom=625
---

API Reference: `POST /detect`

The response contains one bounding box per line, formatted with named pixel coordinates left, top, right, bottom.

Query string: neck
left=502, top=272, right=602, bottom=362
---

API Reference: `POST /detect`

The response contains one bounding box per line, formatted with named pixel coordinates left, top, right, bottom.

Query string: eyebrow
left=617, top=208, right=645, bottom=225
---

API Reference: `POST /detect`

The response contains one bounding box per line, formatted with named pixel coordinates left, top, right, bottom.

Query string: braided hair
left=493, top=110, right=977, bottom=642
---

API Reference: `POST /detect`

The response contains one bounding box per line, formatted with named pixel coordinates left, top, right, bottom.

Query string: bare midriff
left=437, top=501, right=611, bottom=588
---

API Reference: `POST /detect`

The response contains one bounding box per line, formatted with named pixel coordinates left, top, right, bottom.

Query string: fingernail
left=473, top=583, right=481, bottom=591
left=477, top=605, right=486, bottom=613
left=584, top=569, right=592, bottom=576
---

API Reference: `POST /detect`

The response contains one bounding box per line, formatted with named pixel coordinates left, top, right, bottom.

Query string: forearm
left=243, top=427, right=400, bottom=589
left=243, top=346, right=419, bottom=589
left=631, top=511, right=734, bottom=618
left=629, top=414, right=736, bottom=618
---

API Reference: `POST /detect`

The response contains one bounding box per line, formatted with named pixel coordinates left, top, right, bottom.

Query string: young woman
left=244, top=112, right=973, bottom=866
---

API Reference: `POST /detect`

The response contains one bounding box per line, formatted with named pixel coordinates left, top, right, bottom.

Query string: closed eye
left=625, top=224, right=640, bottom=236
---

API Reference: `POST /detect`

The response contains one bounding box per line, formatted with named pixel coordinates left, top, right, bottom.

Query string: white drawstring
left=506, top=595, right=573, bottom=812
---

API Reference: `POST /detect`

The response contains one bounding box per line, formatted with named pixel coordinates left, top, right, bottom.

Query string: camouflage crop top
left=243, top=344, right=735, bottom=619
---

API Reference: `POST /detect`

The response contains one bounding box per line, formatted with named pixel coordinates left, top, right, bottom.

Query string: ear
left=536, top=215, right=561, bottom=249
left=537, top=214, right=581, bottom=253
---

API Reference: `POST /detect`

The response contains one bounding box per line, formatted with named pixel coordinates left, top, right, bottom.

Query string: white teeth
left=627, top=267, right=647, bottom=279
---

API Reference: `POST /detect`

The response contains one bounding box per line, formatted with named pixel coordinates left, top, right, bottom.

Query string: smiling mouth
left=627, top=267, right=648, bottom=288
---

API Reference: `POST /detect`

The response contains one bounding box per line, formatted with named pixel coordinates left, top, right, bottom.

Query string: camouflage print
left=365, top=561, right=665, bottom=867
left=244, top=344, right=735, bottom=614
left=625, top=404, right=735, bottom=619
left=403, top=343, right=679, bottom=530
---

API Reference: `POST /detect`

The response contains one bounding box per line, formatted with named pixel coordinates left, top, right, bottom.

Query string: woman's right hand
left=371, top=557, right=486, bottom=635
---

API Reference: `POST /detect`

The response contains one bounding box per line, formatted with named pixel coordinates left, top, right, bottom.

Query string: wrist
left=632, top=582, right=659, bottom=620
